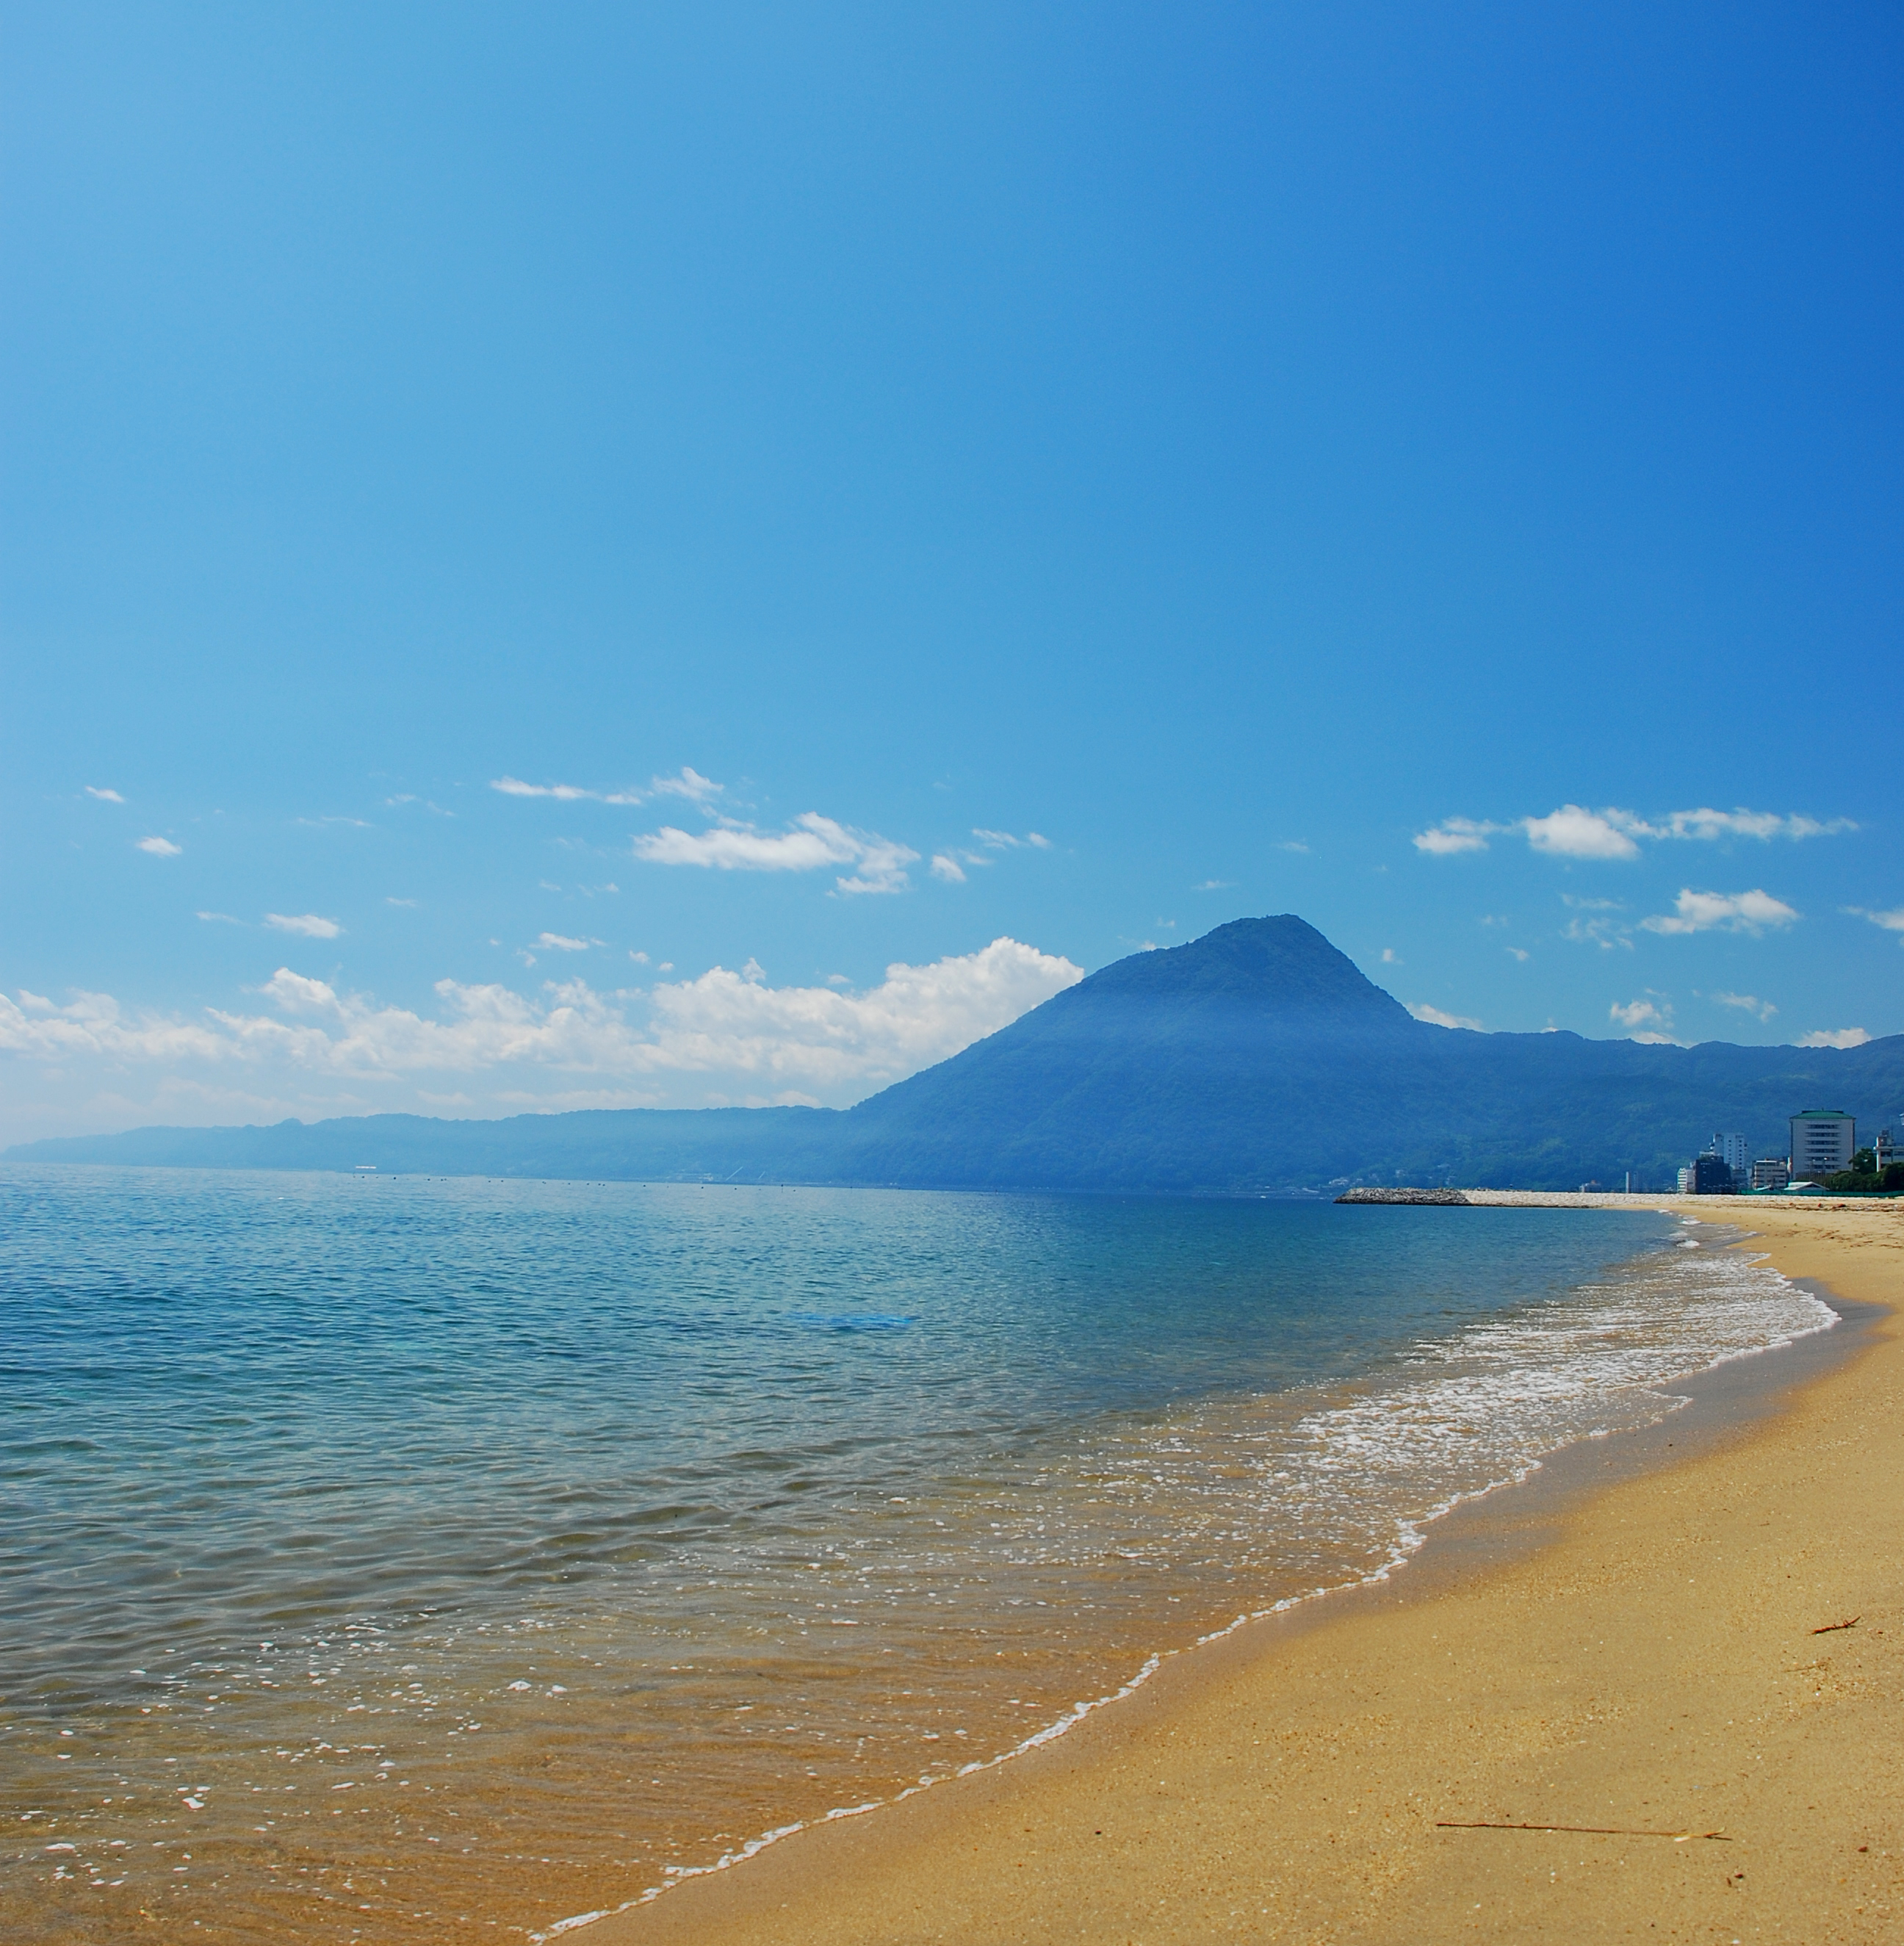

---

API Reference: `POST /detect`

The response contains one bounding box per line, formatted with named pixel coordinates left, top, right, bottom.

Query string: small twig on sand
left=1436, top=1822, right=1730, bottom=1842
left=1811, top=1617, right=1860, bottom=1635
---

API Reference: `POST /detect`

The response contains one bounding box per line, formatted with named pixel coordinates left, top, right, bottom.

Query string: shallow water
left=0, top=1168, right=1828, bottom=1941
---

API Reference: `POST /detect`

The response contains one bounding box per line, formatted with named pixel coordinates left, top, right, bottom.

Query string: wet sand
left=591, top=1198, right=1903, bottom=1944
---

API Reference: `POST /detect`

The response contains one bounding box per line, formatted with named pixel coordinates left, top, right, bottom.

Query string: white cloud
left=1522, top=805, right=1640, bottom=860
left=1658, top=809, right=1851, bottom=842
left=491, top=765, right=720, bottom=809
left=934, top=828, right=1060, bottom=882
left=649, top=766, right=722, bottom=804
left=1, top=989, right=230, bottom=1064
left=1416, top=805, right=1852, bottom=860
left=85, top=786, right=125, bottom=804
left=634, top=812, right=918, bottom=895
left=1640, top=889, right=1798, bottom=936
left=1712, top=990, right=1777, bottom=1022
left=1413, top=818, right=1498, bottom=855
left=1, top=940, right=1083, bottom=1108
left=386, top=897, right=418, bottom=907
left=1797, top=1027, right=1872, bottom=1049
left=1847, top=905, right=1904, bottom=944
left=1609, top=996, right=1673, bottom=1034
left=491, top=775, right=633, bottom=804
left=1277, top=840, right=1310, bottom=854
left=137, top=836, right=181, bottom=857
left=1408, top=1003, right=1484, bottom=1031
left=1194, top=879, right=1233, bottom=891
left=196, top=911, right=242, bottom=926
left=536, top=933, right=591, bottom=951
left=1560, top=895, right=1631, bottom=951
left=1380, top=948, right=1401, bottom=964
left=1506, top=947, right=1529, bottom=962
left=265, top=913, right=343, bottom=940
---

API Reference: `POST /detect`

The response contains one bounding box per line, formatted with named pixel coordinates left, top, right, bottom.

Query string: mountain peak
left=1075, top=915, right=1416, bottom=1028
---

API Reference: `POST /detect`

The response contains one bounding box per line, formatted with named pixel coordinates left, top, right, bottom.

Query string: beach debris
left=1810, top=1617, right=1859, bottom=1635
left=1435, top=1821, right=1730, bottom=1842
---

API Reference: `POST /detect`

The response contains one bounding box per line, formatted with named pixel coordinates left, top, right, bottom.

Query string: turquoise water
left=0, top=1168, right=1828, bottom=1942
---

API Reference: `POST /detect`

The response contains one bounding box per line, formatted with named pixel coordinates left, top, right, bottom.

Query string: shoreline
left=585, top=1197, right=1903, bottom=1944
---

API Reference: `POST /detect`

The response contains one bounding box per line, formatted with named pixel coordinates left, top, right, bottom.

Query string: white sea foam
left=536, top=1220, right=1831, bottom=1938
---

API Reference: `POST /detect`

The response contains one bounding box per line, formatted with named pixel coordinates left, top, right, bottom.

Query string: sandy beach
left=594, top=1198, right=1903, bottom=1945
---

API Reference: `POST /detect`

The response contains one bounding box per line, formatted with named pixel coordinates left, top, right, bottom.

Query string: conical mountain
left=11, top=915, right=1902, bottom=1192
left=834, top=916, right=1433, bottom=1189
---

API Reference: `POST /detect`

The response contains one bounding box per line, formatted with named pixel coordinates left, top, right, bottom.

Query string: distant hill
left=10, top=916, right=1903, bottom=1192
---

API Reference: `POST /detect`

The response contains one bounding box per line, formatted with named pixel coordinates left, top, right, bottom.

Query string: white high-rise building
left=1789, top=1110, right=1855, bottom=1179
left=1713, top=1132, right=1750, bottom=1179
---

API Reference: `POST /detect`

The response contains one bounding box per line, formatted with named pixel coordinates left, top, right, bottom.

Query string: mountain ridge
left=9, top=916, right=1901, bottom=1191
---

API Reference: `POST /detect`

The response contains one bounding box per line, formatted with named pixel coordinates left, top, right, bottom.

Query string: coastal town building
left=1687, top=1153, right=1735, bottom=1194
left=1878, top=1127, right=1899, bottom=1172
left=1714, top=1132, right=1750, bottom=1178
left=1750, top=1158, right=1792, bottom=1191
left=1789, top=1109, right=1856, bottom=1179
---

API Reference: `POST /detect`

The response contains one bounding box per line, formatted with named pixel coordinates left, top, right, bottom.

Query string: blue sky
left=4, top=2, right=1901, bottom=1141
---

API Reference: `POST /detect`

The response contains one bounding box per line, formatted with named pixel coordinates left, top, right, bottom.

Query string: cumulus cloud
left=1609, top=996, right=1673, bottom=1034
left=1524, top=806, right=1642, bottom=860
left=1413, top=818, right=1497, bottom=856
left=536, top=932, right=591, bottom=952
left=86, top=786, right=125, bottom=804
left=1415, top=805, right=1851, bottom=860
left=1408, top=1002, right=1484, bottom=1031
left=491, top=766, right=719, bottom=809
left=1712, top=991, right=1777, bottom=1022
left=930, top=854, right=967, bottom=883
left=635, top=812, right=918, bottom=895
left=1, top=989, right=230, bottom=1064
left=137, top=836, right=181, bottom=857
left=264, top=913, right=343, bottom=940
left=1, top=940, right=1083, bottom=1106
left=1796, top=1027, right=1871, bottom=1049
left=1640, top=889, right=1798, bottom=936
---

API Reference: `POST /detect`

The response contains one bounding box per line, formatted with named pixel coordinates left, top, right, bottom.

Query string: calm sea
left=0, top=1167, right=1829, bottom=1942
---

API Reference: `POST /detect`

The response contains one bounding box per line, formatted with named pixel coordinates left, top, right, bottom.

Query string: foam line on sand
left=579, top=1198, right=1904, bottom=1945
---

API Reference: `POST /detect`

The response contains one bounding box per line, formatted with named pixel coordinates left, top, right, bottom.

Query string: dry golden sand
left=593, top=1200, right=1903, bottom=1945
